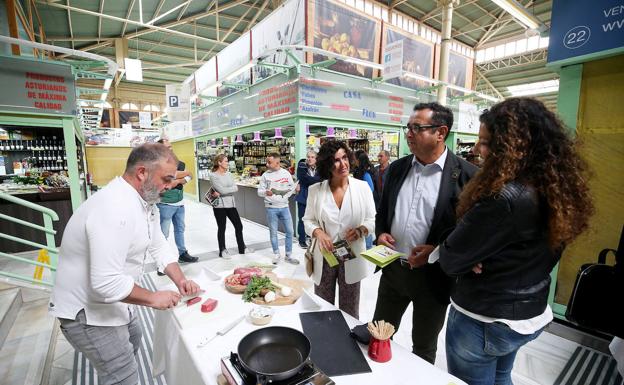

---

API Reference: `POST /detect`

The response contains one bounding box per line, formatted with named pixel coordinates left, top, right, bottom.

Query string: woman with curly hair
left=302, top=140, right=376, bottom=318
left=436, top=97, right=593, bottom=385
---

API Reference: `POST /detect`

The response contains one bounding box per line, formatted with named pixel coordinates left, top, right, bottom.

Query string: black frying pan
left=237, top=326, right=311, bottom=384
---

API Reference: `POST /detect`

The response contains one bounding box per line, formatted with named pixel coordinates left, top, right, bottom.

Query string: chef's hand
left=377, top=233, right=396, bottom=249
left=295, top=184, right=301, bottom=193
left=150, top=290, right=181, bottom=310
left=265, top=190, right=273, bottom=196
left=408, top=244, right=435, bottom=269
left=313, top=228, right=334, bottom=252
left=472, top=263, right=483, bottom=274
left=211, top=191, right=220, bottom=197
left=177, top=279, right=201, bottom=296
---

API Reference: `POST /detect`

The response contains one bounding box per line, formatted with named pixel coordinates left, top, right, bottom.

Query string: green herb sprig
left=242, top=276, right=275, bottom=302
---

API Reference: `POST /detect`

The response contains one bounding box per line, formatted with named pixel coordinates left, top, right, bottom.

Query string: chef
left=49, top=143, right=201, bottom=385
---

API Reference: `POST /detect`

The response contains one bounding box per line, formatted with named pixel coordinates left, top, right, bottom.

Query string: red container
left=368, top=337, right=392, bottom=363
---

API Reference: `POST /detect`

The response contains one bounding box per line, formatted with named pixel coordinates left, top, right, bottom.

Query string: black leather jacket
left=439, top=181, right=560, bottom=320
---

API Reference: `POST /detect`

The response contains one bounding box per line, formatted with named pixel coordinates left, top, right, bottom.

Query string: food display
left=224, top=267, right=264, bottom=294
left=249, top=306, right=274, bottom=326
left=221, top=266, right=305, bottom=306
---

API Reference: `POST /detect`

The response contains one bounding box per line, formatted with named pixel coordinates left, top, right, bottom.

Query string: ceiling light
left=490, top=0, right=540, bottom=30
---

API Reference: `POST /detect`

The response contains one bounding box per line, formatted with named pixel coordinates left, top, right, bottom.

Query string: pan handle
left=256, top=374, right=269, bottom=385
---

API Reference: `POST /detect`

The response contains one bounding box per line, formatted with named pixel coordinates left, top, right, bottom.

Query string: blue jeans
left=446, top=306, right=544, bottom=385
left=297, top=202, right=307, bottom=244
left=266, top=207, right=293, bottom=255
left=157, top=203, right=187, bottom=255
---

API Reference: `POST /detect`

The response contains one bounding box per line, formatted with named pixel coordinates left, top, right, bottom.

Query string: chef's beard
left=140, top=177, right=161, bottom=204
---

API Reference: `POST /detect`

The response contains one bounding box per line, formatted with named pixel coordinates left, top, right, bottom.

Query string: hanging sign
left=165, top=83, right=191, bottom=121
left=0, top=56, right=76, bottom=115
left=139, top=112, right=152, bottom=128
left=383, top=40, right=403, bottom=81
left=548, top=0, right=624, bottom=65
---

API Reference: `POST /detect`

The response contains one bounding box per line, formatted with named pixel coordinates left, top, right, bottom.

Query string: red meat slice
left=186, top=297, right=202, bottom=306
left=201, top=298, right=218, bottom=313
left=233, top=267, right=262, bottom=275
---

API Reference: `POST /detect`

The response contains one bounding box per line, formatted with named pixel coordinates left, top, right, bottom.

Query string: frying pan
left=237, top=326, right=311, bottom=384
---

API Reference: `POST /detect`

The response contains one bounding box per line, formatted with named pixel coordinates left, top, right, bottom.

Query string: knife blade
left=176, top=290, right=206, bottom=307
left=197, top=315, right=245, bottom=348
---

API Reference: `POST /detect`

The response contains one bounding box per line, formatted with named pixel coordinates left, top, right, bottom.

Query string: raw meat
left=233, top=267, right=262, bottom=275
left=186, top=297, right=201, bottom=306
left=201, top=298, right=218, bottom=313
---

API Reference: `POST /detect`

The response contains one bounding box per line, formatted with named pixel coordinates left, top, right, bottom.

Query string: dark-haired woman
left=209, top=154, right=250, bottom=259
left=436, top=97, right=594, bottom=385
left=302, top=141, right=376, bottom=318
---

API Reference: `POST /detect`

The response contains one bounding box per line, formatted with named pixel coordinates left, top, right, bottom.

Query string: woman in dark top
left=438, top=98, right=593, bottom=385
left=353, top=150, right=375, bottom=249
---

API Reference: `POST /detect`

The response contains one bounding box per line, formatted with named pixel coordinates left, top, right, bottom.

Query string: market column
left=436, top=0, right=458, bottom=105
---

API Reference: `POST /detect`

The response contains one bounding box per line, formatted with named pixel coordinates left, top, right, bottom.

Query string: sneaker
left=157, top=271, right=166, bottom=276
left=219, top=250, right=231, bottom=260
left=298, top=241, right=308, bottom=249
left=272, top=253, right=282, bottom=264
left=238, top=247, right=255, bottom=255
left=178, top=252, right=198, bottom=264
left=285, top=255, right=300, bottom=265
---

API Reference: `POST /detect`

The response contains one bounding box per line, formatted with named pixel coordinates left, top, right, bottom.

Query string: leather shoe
left=178, top=251, right=198, bottom=263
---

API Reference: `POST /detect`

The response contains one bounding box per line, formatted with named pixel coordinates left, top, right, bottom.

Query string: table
left=152, top=263, right=466, bottom=385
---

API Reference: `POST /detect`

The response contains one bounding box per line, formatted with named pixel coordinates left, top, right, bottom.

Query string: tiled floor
left=39, top=198, right=598, bottom=384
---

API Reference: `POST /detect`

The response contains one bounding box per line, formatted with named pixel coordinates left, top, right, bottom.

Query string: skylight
left=507, top=80, right=559, bottom=96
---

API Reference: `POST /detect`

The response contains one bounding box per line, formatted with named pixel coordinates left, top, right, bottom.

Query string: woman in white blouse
left=303, top=141, right=376, bottom=319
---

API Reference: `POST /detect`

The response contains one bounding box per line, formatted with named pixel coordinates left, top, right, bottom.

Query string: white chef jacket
left=49, top=177, right=178, bottom=326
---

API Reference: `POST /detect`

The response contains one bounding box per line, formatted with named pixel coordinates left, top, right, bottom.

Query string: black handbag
left=565, top=226, right=623, bottom=338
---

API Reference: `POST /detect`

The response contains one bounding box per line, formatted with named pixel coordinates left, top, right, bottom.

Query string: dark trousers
left=297, top=202, right=307, bottom=244
left=213, top=207, right=246, bottom=253
left=314, top=257, right=360, bottom=319
left=373, top=261, right=448, bottom=364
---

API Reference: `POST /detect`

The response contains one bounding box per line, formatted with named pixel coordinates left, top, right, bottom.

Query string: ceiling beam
left=97, top=0, right=104, bottom=41
left=201, top=0, right=262, bottom=61
left=37, top=0, right=228, bottom=46
left=477, top=0, right=535, bottom=48
left=177, top=0, right=193, bottom=21
left=151, top=0, right=166, bottom=20
left=66, top=0, right=74, bottom=50
left=244, top=0, right=269, bottom=33
left=475, top=69, right=504, bottom=99
left=121, top=0, right=136, bottom=37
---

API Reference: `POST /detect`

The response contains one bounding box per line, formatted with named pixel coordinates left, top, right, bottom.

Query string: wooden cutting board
left=251, top=277, right=309, bottom=306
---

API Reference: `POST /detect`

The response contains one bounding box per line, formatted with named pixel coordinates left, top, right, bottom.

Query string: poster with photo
left=252, top=0, right=305, bottom=82
left=448, top=52, right=468, bottom=96
left=119, top=111, right=140, bottom=129
left=384, top=27, right=434, bottom=89
left=309, top=0, right=381, bottom=79
left=100, top=109, right=111, bottom=128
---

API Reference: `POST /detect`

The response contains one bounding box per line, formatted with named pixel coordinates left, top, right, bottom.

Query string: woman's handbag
left=566, top=225, right=623, bottom=338
left=305, top=238, right=317, bottom=277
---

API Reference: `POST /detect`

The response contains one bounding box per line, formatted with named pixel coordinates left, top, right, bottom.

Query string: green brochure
left=360, top=245, right=405, bottom=268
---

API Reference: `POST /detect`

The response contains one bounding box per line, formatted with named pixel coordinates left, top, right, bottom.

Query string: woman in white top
left=303, top=141, right=376, bottom=319
left=209, top=154, right=249, bottom=259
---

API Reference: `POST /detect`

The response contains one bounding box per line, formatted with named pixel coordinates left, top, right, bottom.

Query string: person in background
left=353, top=150, right=375, bottom=249
left=372, top=150, right=391, bottom=209
left=295, top=150, right=321, bottom=249
left=437, top=98, right=593, bottom=385
left=209, top=153, right=252, bottom=259
left=49, top=143, right=201, bottom=385
left=258, top=153, right=299, bottom=265
left=156, top=139, right=197, bottom=270
left=303, top=141, right=376, bottom=319
left=372, top=102, right=478, bottom=364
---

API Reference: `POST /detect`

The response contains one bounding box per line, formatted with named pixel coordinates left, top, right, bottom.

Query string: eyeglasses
left=403, top=123, right=443, bottom=135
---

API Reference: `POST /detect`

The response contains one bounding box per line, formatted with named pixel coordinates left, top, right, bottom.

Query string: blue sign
left=548, top=0, right=624, bottom=65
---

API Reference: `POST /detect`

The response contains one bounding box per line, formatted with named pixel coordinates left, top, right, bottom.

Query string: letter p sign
left=169, top=96, right=179, bottom=107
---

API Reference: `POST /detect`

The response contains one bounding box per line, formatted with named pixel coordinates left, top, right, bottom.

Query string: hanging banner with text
left=166, top=83, right=191, bottom=122
left=0, top=56, right=76, bottom=115
left=548, top=0, right=624, bottom=65
left=383, top=40, right=403, bottom=81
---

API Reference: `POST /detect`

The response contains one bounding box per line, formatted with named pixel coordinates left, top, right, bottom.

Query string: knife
left=176, top=290, right=206, bottom=307
left=197, top=315, right=245, bottom=348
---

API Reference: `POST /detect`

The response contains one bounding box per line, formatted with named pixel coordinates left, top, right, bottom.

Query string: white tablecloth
left=152, top=264, right=466, bottom=385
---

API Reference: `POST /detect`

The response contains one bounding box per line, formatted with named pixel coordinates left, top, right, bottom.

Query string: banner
left=385, top=27, right=434, bottom=89
left=311, top=0, right=381, bottom=79
left=0, top=56, right=76, bottom=115
left=166, top=83, right=191, bottom=122
left=382, top=40, right=403, bottom=81
left=252, top=0, right=305, bottom=82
